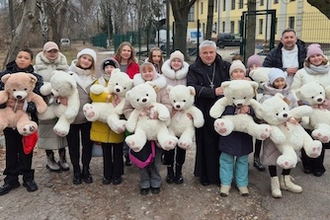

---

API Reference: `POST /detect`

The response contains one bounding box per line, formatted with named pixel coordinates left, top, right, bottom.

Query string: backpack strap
left=150, top=140, right=156, bottom=158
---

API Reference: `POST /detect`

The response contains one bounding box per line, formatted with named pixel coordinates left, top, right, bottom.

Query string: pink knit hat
left=306, top=44, right=324, bottom=60
left=247, top=55, right=262, bottom=69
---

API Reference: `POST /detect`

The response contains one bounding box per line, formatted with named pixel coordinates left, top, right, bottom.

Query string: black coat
left=187, top=54, right=230, bottom=184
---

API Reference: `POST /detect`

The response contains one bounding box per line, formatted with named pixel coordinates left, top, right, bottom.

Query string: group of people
left=0, top=28, right=328, bottom=198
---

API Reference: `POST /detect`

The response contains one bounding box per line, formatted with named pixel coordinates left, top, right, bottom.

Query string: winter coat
left=89, top=78, right=124, bottom=144
left=68, top=60, right=97, bottom=124
left=34, top=51, right=69, bottom=150
left=161, top=59, right=189, bottom=86
left=187, top=54, right=230, bottom=184
left=218, top=106, right=254, bottom=157
left=263, top=39, right=307, bottom=71
left=114, top=57, right=139, bottom=79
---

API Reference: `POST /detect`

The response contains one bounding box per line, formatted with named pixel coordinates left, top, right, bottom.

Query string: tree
left=4, top=0, right=37, bottom=66
left=170, top=0, right=197, bottom=56
left=205, top=0, right=214, bottom=40
left=307, top=0, right=330, bottom=20
left=245, top=0, right=257, bottom=62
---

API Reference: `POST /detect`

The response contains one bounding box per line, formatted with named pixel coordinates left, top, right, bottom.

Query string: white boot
left=219, top=185, right=231, bottom=197
left=238, top=186, right=249, bottom=196
left=271, top=176, right=282, bottom=198
left=46, top=151, right=60, bottom=172
left=280, top=175, right=302, bottom=193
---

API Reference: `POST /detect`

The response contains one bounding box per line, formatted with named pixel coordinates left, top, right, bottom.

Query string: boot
left=46, top=150, right=60, bottom=172
left=270, top=177, right=282, bottom=198
left=166, top=165, right=174, bottom=184
left=73, top=166, right=82, bottom=185
left=175, top=164, right=184, bottom=184
left=82, top=166, right=93, bottom=184
left=279, top=175, right=302, bottom=193
left=58, top=148, right=70, bottom=171
left=253, top=157, right=265, bottom=171
left=125, top=155, right=132, bottom=166
left=219, top=185, right=230, bottom=197
left=238, top=186, right=249, bottom=196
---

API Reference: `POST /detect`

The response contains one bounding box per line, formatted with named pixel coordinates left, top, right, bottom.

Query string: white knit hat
left=170, top=50, right=184, bottom=62
left=77, top=48, right=97, bottom=63
left=229, top=60, right=246, bottom=76
left=268, top=68, right=287, bottom=84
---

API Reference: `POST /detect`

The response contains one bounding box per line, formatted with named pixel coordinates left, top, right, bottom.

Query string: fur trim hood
left=161, top=59, right=189, bottom=80
left=133, top=72, right=167, bottom=90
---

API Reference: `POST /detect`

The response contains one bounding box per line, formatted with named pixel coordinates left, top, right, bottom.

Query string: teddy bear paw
left=312, top=132, right=329, bottom=143
left=277, top=155, right=296, bottom=169
left=83, top=104, right=99, bottom=121
left=214, top=119, right=232, bottom=136
left=305, top=141, right=322, bottom=158
left=20, top=124, right=37, bottom=136
left=126, top=139, right=142, bottom=152
left=258, top=125, right=271, bottom=140
left=111, top=121, right=126, bottom=134
left=178, top=139, right=193, bottom=150
left=53, top=128, right=68, bottom=137
left=162, top=138, right=177, bottom=151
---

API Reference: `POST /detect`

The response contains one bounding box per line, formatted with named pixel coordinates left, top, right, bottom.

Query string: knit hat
left=247, top=55, right=262, bottom=69
left=43, top=41, right=59, bottom=52
left=77, top=48, right=97, bottom=63
left=268, top=68, right=287, bottom=84
left=229, top=60, right=246, bottom=75
left=170, top=50, right=184, bottom=62
left=103, top=58, right=119, bottom=70
left=306, top=44, right=324, bottom=60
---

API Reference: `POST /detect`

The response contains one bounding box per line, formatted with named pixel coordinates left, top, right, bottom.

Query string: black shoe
left=73, top=173, right=82, bottom=185
left=313, top=171, right=325, bottom=177
left=166, top=166, right=174, bottom=184
left=200, top=176, right=210, bottom=186
left=102, top=177, right=112, bottom=185
left=112, top=176, right=122, bottom=185
left=23, top=180, right=38, bottom=192
left=0, top=182, right=20, bottom=196
left=253, top=158, right=265, bottom=171
left=303, top=168, right=312, bottom=174
left=82, top=167, right=93, bottom=184
left=125, top=155, right=132, bottom=166
left=140, top=188, right=150, bottom=195
left=151, top=187, right=160, bottom=194
left=175, top=174, right=184, bottom=184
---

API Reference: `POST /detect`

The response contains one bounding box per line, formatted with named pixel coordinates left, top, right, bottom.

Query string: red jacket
left=115, top=57, right=139, bottom=79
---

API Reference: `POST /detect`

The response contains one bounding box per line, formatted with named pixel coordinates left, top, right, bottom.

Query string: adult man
left=187, top=40, right=230, bottom=186
left=263, top=28, right=307, bottom=85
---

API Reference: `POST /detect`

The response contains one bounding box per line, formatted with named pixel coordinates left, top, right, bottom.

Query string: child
left=123, top=62, right=171, bottom=195
left=259, top=68, right=302, bottom=198
left=161, top=50, right=190, bottom=184
left=218, top=60, right=253, bottom=197
left=89, top=58, right=125, bottom=185
left=147, top=47, right=164, bottom=74
left=34, top=41, right=70, bottom=172
left=67, top=48, right=97, bottom=185
left=246, top=54, right=265, bottom=172
left=0, top=48, right=44, bottom=195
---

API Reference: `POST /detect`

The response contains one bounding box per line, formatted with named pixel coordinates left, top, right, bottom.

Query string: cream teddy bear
left=0, top=72, right=47, bottom=135
left=125, top=83, right=178, bottom=152
left=209, top=80, right=271, bottom=140
left=260, top=93, right=322, bottom=168
left=83, top=69, right=133, bottom=133
left=167, top=85, right=204, bottom=149
left=38, top=70, right=80, bottom=136
left=295, top=82, right=330, bottom=143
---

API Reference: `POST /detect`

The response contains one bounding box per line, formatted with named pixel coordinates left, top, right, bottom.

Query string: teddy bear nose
left=116, top=88, right=120, bottom=93
left=236, top=103, right=243, bottom=107
left=283, top=113, right=288, bottom=118
left=16, top=95, right=22, bottom=100
left=142, top=98, right=147, bottom=102
left=317, top=98, right=323, bottom=102
left=175, top=104, right=181, bottom=109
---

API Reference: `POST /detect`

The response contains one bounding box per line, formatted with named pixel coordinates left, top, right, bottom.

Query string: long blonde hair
left=76, top=56, right=96, bottom=78
left=115, top=41, right=137, bottom=64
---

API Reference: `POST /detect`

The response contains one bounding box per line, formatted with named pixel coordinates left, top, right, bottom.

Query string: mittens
left=22, top=131, right=38, bottom=154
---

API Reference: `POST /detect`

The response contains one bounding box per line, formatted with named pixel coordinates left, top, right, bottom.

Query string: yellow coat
left=89, top=80, right=124, bottom=143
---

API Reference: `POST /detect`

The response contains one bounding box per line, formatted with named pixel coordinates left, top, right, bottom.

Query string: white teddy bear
left=295, top=82, right=330, bottom=143
left=249, top=67, right=271, bottom=101
left=167, top=85, right=204, bottom=149
left=38, top=70, right=80, bottom=136
left=260, top=93, right=322, bottom=168
left=83, top=69, right=133, bottom=134
left=209, top=80, right=271, bottom=140
left=125, top=83, right=178, bottom=152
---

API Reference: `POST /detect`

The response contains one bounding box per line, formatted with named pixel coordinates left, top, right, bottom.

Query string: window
left=238, top=0, right=243, bottom=9
left=230, top=21, right=235, bottom=33
left=288, top=16, right=295, bottom=29
left=222, top=21, right=226, bottom=32
left=260, top=0, right=264, bottom=6
left=259, top=19, right=263, bottom=34
left=223, top=0, right=226, bottom=11
left=231, top=0, right=235, bottom=10
left=201, top=2, right=203, bottom=14
left=188, top=5, right=194, bottom=22
left=213, top=22, right=217, bottom=33
left=274, top=0, right=279, bottom=3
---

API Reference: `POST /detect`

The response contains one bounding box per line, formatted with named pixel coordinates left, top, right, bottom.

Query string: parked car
left=216, top=33, right=241, bottom=48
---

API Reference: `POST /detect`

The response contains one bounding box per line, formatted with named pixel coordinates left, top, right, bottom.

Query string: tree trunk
left=37, top=0, right=49, bottom=44
left=307, top=0, right=330, bottom=20
left=4, top=0, right=37, bottom=66
left=245, top=0, right=257, bottom=62
left=205, top=0, right=214, bottom=40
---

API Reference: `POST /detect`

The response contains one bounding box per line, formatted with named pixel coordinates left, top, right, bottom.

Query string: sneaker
left=151, top=187, right=160, bottom=194
left=140, top=188, right=150, bottom=195
left=112, top=176, right=122, bottom=185
left=23, top=180, right=38, bottom=192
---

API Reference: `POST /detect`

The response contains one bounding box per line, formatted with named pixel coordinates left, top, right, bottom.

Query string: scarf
left=305, top=64, right=330, bottom=75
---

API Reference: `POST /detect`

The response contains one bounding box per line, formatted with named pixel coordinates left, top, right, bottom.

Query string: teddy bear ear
left=221, top=81, right=231, bottom=89
left=125, top=90, right=131, bottom=100
left=188, top=86, right=196, bottom=96
left=250, top=81, right=259, bottom=90
left=1, top=74, right=11, bottom=83
left=166, top=85, right=173, bottom=93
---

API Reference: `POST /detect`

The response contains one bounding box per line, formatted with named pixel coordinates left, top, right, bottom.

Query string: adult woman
left=291, top=43, right=330, bottom=177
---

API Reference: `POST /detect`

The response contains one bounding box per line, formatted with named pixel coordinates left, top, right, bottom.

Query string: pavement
left=0, top=44, right=330, bottom=220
